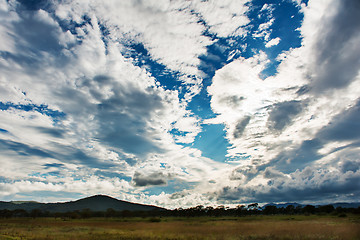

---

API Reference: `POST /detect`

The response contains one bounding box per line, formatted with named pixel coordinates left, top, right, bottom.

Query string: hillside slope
left=0, top=195, right=164, bottom=212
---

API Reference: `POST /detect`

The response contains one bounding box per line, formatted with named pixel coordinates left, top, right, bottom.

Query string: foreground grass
left=0, top=215, right=359, bottom=240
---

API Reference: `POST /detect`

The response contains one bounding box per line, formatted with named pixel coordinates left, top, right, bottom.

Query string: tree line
left=1, top=203, right=359, bottom=219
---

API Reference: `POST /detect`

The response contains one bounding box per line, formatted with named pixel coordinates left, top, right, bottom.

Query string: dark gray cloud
left=53, top=144, right=116, bottom=169
left=312, top=0, right=360, bottom=93
left=296, top=85, right=310, bottom=96
left=0, top=3, right=71, bottom=74
left=233, top=116, right=251, bottom=138
left=13, top=12, right=62, bottom=53
left=253, top=100, right=360, bottom=183
left=341, top=160, right=360, bottom=173
left=92, top=80, right=165, bottom=155
left=43, top=163, right=64, bottom=169
left=70, top=73, right=166, bottom=157
left=95, top=110, right=163, bottom=156
left=16, top=0, right=56, bottom=11
left=272, top=138, right=323, bottom=173
left=229, top=165, right=257, bottom=182
left=35, top=127, right=65, bottom=138
left=133, top=171, right=167, bottom=187
left=316, top=100, right=360, bottom=141
left=251, top=100, right=360, bottom=202
left=0, top=139, right=55, bottom=158
left=267, top=100, right=303, bottom=131
left=218, top=167, right=360, bottom=203
left=218, top=95, right=245, bottom=108
left=263, top=167, right=285, bottom=179
left=0, top=138, right=114, bottom=169
left=96, top=87, right=163, bottom=117
left=53, top=87, right=95, bottom=115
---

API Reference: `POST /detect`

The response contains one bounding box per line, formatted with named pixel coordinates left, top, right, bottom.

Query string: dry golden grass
left=0, top=215, right=359, bottom=240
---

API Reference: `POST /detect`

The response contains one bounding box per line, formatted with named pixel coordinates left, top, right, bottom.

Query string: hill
left=0, top=195, right=164, bottom=213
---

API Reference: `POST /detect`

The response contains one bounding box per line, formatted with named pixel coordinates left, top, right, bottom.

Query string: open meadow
left=0, top=215, right=359, bottom=240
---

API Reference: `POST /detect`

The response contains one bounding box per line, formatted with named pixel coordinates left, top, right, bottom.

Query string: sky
left=0, top=0, right=359, bottom=208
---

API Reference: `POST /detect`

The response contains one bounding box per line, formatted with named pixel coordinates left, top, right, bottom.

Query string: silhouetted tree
left=65, top=210, right=81, bottom=219
left=285, top=205, right=295, bottom=214
left=121, top=210, right=132, bottom=217
left=318, top=205, right=334, bottom=214
left=303, top=205, right=316, bottom=214
left=80, top=208, right=93, bottom=218
left=213, top=205, right=226, bottom=217
left=12, top=209, right=28, bottom=217
left=263, top=205, right=277, bottom=215
left=105, top=208, right=116, bottom=218
left=30, top=209, right=42, bottom=218
left=0, top=209, right=12, bottom=218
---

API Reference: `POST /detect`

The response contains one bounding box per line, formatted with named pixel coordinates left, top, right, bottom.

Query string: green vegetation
left=0, top=215, right=359, bottom=240
left=1, top=200, right=360, bottom=219
left=1, top=200, right=359, bottom=239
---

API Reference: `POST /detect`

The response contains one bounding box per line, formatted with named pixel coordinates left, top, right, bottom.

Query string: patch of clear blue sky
left=0, top=128, right=9, bottom=133
left=0, top=102, right=66, bottom=123
left=244, top=0, right=304, bottom=78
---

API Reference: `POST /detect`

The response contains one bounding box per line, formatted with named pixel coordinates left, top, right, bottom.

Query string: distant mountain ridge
left=1, top=196, right=359, bottom=213
left=263, top=202, right=360, bottom=209
left=0, top=195, right=165, bottom=213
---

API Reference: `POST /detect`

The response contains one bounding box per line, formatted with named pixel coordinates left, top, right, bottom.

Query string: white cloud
left=208, top=0, right=360, bottom=160
left=253, top=18, right=275, bottom=41
left=55, top=0, right=212, bottom=77
left=54, top=0, right=251, bottom=78
left=215, top=163, right=360, bottom=204
left=260, top=4, right=274, bottom=12
left=0, top=1, right=19, bottom=53
left=205, top=0, right=360, bottom=204
left=265, top=37, right=280, bottom=47
left=0, top=176, right=133, bottom=203
left=190, top=0, right=250, bottom=38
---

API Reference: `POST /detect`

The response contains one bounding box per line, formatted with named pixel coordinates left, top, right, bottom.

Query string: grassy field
left=0, top=215, right=359, bottom=240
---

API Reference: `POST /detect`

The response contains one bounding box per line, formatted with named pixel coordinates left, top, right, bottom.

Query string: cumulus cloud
left=133, top=171, right=167, bottom=187
left=216, top=165, right=360, bottom=203
left=205, top=0, right=360, bottom=204
left=253, top=18, right=275, bottom=41
left=0, top=0, right=211, bottom=201
left=190, top=0, right=250, bottom=37
left=316, top=100, right=360, bottom=141
left=0, top=175, right=133, bottom=203
left=53, top=0, right=250, bottom=79
left=265, top=37, right=280, bottom=48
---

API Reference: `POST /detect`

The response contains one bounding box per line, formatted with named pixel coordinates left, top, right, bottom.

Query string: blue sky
left=0, top=0, right=359, bottom=207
